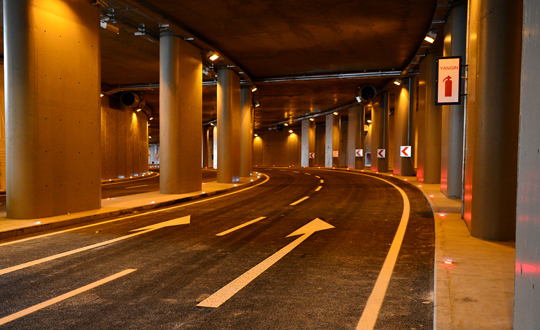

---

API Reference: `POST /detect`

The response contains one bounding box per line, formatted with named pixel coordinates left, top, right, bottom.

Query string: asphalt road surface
left=0, top=168, right=434, bottom=329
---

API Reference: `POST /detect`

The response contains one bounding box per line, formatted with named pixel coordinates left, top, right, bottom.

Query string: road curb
left=0, top=176, right=264, bottom=241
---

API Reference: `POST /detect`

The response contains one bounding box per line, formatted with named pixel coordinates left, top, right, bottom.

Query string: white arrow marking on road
left=216, top=217, right=267, bottom=236
left=197, top=219, right=335, bottom=308
left=0, top=216, right=190, bottom=276
left=0, top=269, right=137, bottom=326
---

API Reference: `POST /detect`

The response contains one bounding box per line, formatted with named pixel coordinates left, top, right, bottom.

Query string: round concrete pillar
left=159, top=30, right=202, bottom=194
left=239, top=87, right=253, bottom=177
left=4, top=0, right=101, bottom=218
left=465, top=0, right=522, bottom=240
left=217, top=68, right=241, bottom=183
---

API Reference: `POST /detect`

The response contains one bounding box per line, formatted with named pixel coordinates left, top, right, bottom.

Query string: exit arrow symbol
left=0, top=216, right=191, bottom=276
left=197, top=219, right=335, bottom=308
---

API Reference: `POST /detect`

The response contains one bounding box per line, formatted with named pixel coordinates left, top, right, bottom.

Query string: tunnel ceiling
left=0, top=0, right=443, bottom=136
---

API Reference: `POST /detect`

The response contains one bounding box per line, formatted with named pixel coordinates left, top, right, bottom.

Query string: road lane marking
left=320, top=179, right=324, bottom=183
left=125, top=184, right=148, bottom=189
left=0, top=174, right=270, bottom=247
left=216, top=217, right=266, bottom=236
left=290, top=196, right=309, bottom=205
left=198, top=219, right=334, bottom=308
left=315, top=175, right=320, bottom=178
left=346, top=173, right=411, bottom=330
left=304, top=173, right=311, bottom=175
left=279, top=170, right=286, bottom=171
left=315, top=186, right=322, bottom=191
left=0, top=269, right=136, bottom=326
left=293, top=171, right=299, bottom=173
left=0, top=217, right=190, bottom=276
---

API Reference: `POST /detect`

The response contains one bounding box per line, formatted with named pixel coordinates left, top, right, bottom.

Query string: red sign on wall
left=436, top=56, right=461, bottom=105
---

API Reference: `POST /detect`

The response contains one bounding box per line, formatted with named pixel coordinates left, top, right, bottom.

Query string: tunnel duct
left=120, top=92, right=142, bottom=109
left=356, top=85, right=377, bottom=104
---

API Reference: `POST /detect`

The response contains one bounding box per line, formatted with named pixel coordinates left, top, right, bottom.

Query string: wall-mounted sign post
left=436, top=56, right=462, bottom=105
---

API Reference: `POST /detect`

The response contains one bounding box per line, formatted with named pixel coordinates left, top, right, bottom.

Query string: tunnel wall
left=101, top=96, right=149, bottom=180
left=253, top=129, right=300, bottom=167
left=514, top=0, right=540, bottom=324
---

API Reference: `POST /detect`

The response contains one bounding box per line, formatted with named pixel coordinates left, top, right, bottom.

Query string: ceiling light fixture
left=333, top=112, right=339, bottom=116
left=207, top=51, right=219, bottom=61
left=289, top=130, right=293, bottom=133
left=254, top=134, right=258, bottom=137
left=424, top=31, right=437, bottom=44
left=367, top=119, right=372, bottom=124
left=284, top=123, right=288, bottom=126
left=251, top=85, right=258, bottom=92
left=394, top=79, right=402, bottom=86
left=309, top=118, right=314, bottom=121
left=254, top=100, right=260, bottom=107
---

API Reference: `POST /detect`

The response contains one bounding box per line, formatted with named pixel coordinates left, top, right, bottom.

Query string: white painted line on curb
left=0, top=269, right=137, bottom=326
left=125, top=185, right=148, bottom=189
left=290, top=196, right=310, bottom=206
left=216, top=217, right=267, bottom=236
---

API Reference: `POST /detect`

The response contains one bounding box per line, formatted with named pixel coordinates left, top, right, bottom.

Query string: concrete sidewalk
left=0, top=173, right=264, bottom=240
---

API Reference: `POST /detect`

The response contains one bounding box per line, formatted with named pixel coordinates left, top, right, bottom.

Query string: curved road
left=0, top=168, right=434, bottom=329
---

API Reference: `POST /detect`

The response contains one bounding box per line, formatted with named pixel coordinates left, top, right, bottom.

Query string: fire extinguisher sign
left=436, top=56, right=462, bottom=105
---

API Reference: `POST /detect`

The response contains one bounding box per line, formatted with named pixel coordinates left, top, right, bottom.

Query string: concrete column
left=0, top=64, right=6, bottom=192
left=217, top=68, right=241, bottom=183
left=371, top=93, right=389, bottom=172
left=325, top=113, right=340, bottom=168
left=515, top=0, right=540, bottom=324
left=464, top=0, right=521, bottom=240
left=416, top=52, right=442, bottom=183
left=393, top=78, right=415, bottom=176
left=4, top=0, right=101, bottom=218
left=441, top=0, right=467, bottom=197
left=202, top=126, right=209, bottom=168
left=213, top=126, right=218, bottom=169
left=239, top=87, right=253, bottom=177
left=347, top=105, right=365, bottom=169
left=159, top=30, right=202, bottom=194
left=301, top=119, right=316, bottom=167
